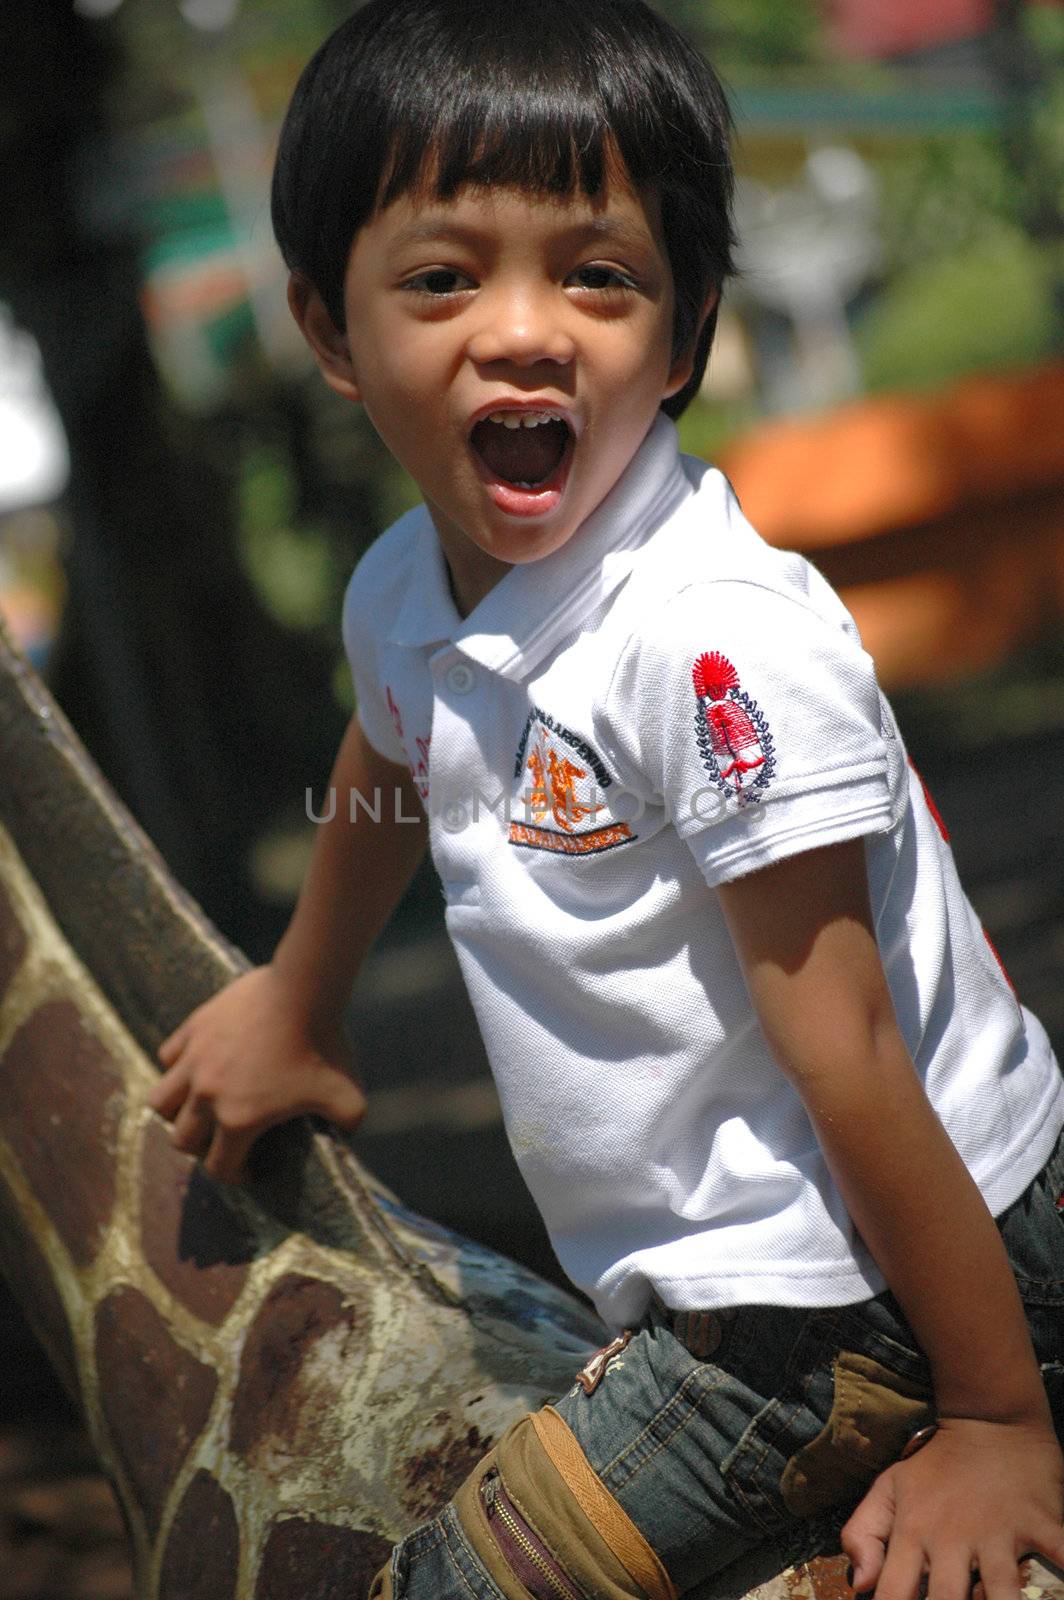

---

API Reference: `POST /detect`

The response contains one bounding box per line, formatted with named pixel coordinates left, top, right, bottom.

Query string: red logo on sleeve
left=692, top=651, right=775, bottom=807
left=386, top=685, right=430, bottom=802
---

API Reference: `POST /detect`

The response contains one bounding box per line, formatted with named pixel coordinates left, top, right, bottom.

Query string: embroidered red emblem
left=386, top=685, right=430, bottom=802
left=692, top=651, right=775, bottom=807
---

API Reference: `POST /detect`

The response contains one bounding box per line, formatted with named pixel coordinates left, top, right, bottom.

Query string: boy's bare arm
left=148, top=716, right=426, bottom=1183
left=268, top=714, right=427, bottom=1018
left=717, top=839, right=1064, bottom=1600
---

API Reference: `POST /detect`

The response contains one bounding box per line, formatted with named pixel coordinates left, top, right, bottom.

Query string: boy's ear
left=287, top=271, right=362, bottom=404
left=663, top=287, right=720, bottom=400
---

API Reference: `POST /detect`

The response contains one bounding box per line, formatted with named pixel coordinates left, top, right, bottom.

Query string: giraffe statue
left=0, top=616, right=605, bottom=1597
left=2, top=619, right=1060, bottom=1600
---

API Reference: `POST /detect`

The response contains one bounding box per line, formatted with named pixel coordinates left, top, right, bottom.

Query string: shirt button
left=446, top=661, right=475, bottom=695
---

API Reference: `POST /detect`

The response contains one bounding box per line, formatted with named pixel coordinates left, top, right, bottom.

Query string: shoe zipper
left=480, top=1468, right=584, bottom=1600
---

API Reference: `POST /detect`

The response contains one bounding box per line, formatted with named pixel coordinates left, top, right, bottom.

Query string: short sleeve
left=596, top=580, right=896, bottom=885
left=341, top=562, right=408, bottom=767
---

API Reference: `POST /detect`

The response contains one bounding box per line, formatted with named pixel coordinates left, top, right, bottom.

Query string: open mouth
left=469, top=411, right=573, bottom=505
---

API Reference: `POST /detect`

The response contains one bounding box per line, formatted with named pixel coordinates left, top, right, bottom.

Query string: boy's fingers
left=973, top=1548, right=1022, bottom=1600
left=1034, top=1523, right=1064, bottom=1573
left=170, top=1095, right=214, bottom=1159
left=848, top=1543, right=888, bottom=1598
left=873, top=1542, right=925, bottom=1600
left=926, top=1550, right=977, bottom=1600
left=202, top=1126, right=256, bottom=1187
left=157, top=1022, right=191, bottom=1065
left=1024, top=1516, right=1064, bottom=1580
left=842, top=1475, right=894, bottom=1591
left=315, top=1074, right=367, bottom=1130
left=146, top=1063, right=189, bottom=1119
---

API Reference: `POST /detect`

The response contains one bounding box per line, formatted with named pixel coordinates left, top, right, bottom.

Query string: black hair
left=271, top=0, right=737, bottom=418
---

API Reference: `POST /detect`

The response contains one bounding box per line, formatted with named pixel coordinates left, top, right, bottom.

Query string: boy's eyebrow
left=383, top=211, right=659, bottom=260
left=383, top=218, right=489, bottom=257
left=564, top=215, right=659, bottom=255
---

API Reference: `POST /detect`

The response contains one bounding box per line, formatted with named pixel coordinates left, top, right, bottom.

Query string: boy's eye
left=402, top=268, right=474, bottom=296
left=568, top=264, right=637, bottom=292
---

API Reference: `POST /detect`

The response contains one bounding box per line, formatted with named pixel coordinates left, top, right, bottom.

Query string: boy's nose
left=466, top=290, right=576, bottom=368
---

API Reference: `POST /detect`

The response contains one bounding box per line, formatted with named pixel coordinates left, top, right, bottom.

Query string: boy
left=148, top=1, right=1064, bottom=1596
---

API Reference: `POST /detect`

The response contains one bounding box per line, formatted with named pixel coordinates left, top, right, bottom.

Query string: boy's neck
left=428, top=504, right=514, bottom=618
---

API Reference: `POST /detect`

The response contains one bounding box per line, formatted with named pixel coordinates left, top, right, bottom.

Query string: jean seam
left=403, top=1522, right=445, bottom=1561
left=440, top=1510, right=506, bottom=1600
left=829, top=1312, right=928, bottom=1384
left=718, top=1396, right=798, bottom=1536
left=601, top=1363, right=729, bottom=1488
left=723, top=1466, right=783, bottom=1535
left=1015, top=1276, right=1064, bottom=1300
left=600, top=1367, right=786, bottom=1540
left=738, top=1396, right=806, bottom=1508
left=745, top=1396, right=795, bottom=1472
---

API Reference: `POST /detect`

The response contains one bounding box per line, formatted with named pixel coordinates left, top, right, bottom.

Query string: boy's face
left=296, top=173, right=699, bottom=615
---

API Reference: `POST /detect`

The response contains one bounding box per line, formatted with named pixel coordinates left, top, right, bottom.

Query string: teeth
left=485, top=410, right=557, bottom=429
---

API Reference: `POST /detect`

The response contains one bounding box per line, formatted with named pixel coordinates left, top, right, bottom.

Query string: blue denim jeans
left=379, top=1130, right=1064, bottom=1599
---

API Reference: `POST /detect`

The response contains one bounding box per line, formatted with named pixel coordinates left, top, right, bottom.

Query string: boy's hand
left=842, top=1417, right=1064, bottom=1600
left=147, top=965, right=367, bottom=1185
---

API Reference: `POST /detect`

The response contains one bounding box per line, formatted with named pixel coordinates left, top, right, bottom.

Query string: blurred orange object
left=0, top=582, right=58, bottom=669
left=719, top=362, right=1064, bottom=687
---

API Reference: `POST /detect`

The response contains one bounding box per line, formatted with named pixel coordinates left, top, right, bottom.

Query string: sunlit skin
left=291, top=176, right=706, bottom=616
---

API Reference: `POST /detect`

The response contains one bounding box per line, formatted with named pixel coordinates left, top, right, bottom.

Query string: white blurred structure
left=735, top=145, right=882, bottom=413
left=0, top=309, right=69, bottom=515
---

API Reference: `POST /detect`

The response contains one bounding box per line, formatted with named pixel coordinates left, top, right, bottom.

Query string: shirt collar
left=386, top=413, right=692, bottom=679
left=389, top=514, right=464, bottom=649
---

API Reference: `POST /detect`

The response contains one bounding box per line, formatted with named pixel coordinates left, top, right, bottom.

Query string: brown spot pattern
left=158, top=1470, right=239, bottom=1600
left=404, top=1414, right=488, bottom=1516
left=0, top=880, right=27, bottom=998
left=0, top=1000, right=124, bottom=1266
left=254, top=1517, right=392, bottom=1600
left=788, top=1556, right=856, bottom=1600
left=0, top=1170, right=79, bottom=1396
left=140, top=1117, right=251, bottom=1323
left=229, top=1276, right=360, bottom=1459
left=95, top=1286, right=217, bottom=1535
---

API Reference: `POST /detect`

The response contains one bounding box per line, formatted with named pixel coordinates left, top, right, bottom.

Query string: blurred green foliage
left=669, top=0, right=822, bottom=73
left=849, top=112, right=1061, bottom=389
left=237, top=449, right=340, bottom=629
left=857, top=227, right=1056, bottom=390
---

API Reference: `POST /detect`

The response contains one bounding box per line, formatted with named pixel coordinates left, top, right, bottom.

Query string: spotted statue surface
left=0, top=619, right=602, bottom=1596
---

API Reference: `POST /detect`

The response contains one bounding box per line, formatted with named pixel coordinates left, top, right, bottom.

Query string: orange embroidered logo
left=510, top=708, right=634, bottom=856
left=525, top=743, right=594, bottom=832
left=509, top=820, right=635, bottom=855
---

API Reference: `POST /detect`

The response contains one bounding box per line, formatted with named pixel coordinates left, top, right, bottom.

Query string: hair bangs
left=377, top=66, right=620, bottom=213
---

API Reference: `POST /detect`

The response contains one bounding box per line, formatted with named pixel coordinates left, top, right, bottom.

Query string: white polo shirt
left=343, top=414, right=1064, bottom=1329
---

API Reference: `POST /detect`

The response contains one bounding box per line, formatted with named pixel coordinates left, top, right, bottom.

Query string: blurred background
left=2, top=1, right=1064, bottom=1592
